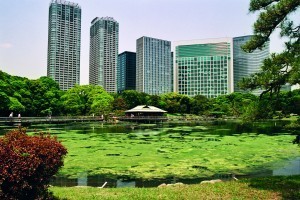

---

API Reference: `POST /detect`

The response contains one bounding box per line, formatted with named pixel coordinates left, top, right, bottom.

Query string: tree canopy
left=1, top=69, right=300, bottom=120
left=61, top=85, right=113, bottom=116
left=241, top=0, right=300, bottom=97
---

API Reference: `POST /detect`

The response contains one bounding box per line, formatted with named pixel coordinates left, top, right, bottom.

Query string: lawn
left=50, top=175, right=300, bottom=200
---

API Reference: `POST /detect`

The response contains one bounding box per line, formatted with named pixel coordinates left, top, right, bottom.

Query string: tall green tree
left=28, top=77, right=63, bottom=116
left=190, top=95, right=211, bottom=115
left=90, top=87, right=114, bottom=116
left=160, top=92, right=191, bottom=114
left=121, top=90, right=148, bottom=109
left=241, top=0, right=300, bottom=96
left=61, top=85, right=113, bottom=116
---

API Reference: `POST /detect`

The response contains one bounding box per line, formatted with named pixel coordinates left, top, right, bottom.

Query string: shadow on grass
left=245, top=175, right=300, bottom=200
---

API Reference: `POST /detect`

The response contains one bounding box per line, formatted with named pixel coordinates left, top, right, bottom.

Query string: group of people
left=8, top=112, right=21, bottom=120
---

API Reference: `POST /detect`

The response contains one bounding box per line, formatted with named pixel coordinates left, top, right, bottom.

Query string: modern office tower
left=174, top=38, right=233, bottom=98
left=171, top=52, right=174, bottom=92
left=89, top=17, right=119, bottom=93
left=233, top=35, right=270, bottom=93
left=47, top=0, right=81, bottom=91
left=136, top=36, right=172, bottom=95
left=117, top=51, right=136, bottom=93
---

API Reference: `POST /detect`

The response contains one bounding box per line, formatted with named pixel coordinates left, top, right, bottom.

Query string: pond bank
left=50, top=175, right=300, bottom=200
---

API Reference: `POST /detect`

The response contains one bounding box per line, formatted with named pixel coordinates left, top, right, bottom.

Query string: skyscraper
left=117, top=51, right=136, bottom=93
left=47, top=0, right=81, bottom=91
left=174, top=36, right=270, bottom=98
left=89, top=17, right=119, bottom=93
left=136, top=36, right=172, bottom=95
left=174, top=38, right=233, bottom=98
left=233, top=35, right=270, bottom=93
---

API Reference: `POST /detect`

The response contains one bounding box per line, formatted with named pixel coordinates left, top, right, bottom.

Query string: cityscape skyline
left=0, top=0, right=288, bottom=85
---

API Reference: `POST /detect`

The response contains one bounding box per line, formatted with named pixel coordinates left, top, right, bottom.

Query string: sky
left=0, top=0, right=288, bottom=85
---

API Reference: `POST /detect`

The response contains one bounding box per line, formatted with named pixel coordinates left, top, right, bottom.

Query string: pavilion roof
left=125, top=105, right=167, bottom=113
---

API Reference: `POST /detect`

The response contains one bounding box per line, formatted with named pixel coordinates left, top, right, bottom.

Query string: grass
left=50, top=175, right=300, bottom=200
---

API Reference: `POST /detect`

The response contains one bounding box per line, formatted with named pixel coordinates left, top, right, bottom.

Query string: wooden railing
left=0, top=116, right=103, bottom=124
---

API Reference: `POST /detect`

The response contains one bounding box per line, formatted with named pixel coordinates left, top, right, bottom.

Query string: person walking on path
left=9, top=112, right=13, bottom=122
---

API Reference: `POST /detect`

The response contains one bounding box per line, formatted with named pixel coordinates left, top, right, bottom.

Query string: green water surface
left=1, top=121, right=299, bottom=179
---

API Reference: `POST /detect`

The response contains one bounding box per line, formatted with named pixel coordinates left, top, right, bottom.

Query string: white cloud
left=0, top=43, right=13, bottom=49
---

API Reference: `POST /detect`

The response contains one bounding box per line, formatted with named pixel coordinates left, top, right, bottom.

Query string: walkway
left=0, top=116, right=103, bottom=125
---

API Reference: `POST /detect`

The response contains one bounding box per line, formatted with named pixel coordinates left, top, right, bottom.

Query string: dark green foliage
left=112, top=96, right=128, bottom=115
left=0, top=71, right=63, bottom=116
left=120, top=90, right=149, bottom=109
left=238, top=53, right=294, bottom=99
left=190, top=95, right=211, bottom=115
left=0, top=129, right=67, bottom=200
left=243, top=0, right=299, bottom=52
left=241, top=0, right=299, bottom=97
left=28, top=76, right=63, bottom=116
left=1, top=70, right=300, bottom=120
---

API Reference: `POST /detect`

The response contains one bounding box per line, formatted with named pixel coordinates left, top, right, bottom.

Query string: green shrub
left=0, top=129, right=67, bottom=199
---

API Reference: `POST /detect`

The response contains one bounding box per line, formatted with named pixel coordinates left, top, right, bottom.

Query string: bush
left=0, top=129, right=67, bottom=199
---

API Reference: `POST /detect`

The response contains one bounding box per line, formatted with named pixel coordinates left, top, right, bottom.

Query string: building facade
left=47, top=0, right=81, bottom=91
left=174, top=38, right=234, bottom=98
left=117, top=51, right=136, bottom=93
left=136, top=36, right=172, bottom=95
left=89, top=17, right=119, bottom=93
left=233, top=35, right=270, bottom=93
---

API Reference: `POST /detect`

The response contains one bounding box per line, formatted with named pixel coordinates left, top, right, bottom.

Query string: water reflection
left=273, top=157, right=300, bottom=176
left=51, top=157, right=300, bottom=188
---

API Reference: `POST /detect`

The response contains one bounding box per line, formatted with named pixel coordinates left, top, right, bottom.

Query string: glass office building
left=47, top=0, right=81, bottom=91
left=233, top=35, right=270, bottom=93
left=117, top=51, right=136, bottom=93
left=89, top=17, right=119, bottom=93
left=136, top=36, right=172, bottom=95
left=174, top=38, right=233, bottom=98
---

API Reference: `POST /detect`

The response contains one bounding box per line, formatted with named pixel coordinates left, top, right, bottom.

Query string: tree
left=238, top=53, right=291, bottom=99
left=61, top=85, right=113, bottom=116
left=160, top=92, right=191, bottom=114
left=61, top=85, right=93, bottom=115
left=146, top=95, right=162, bottom=108
left=243, top=0, right=299, bottom=52
left=241, top=0, right=300, bottom=96
left=29, top=77, right=63, bottom=116
left=8, top=97, right=25, bottom=113
left=90, top=89, right=114, bottom=116
left=121, top=90, right=148, bottom=109
left=112, top=96, right=128, bottom=111
left=191, top=95, right=211, bottom=115
left=0, top=92, right=10, bottom=113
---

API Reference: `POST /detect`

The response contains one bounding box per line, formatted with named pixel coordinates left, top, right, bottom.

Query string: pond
left=1, top=120, right=300, bottom=187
